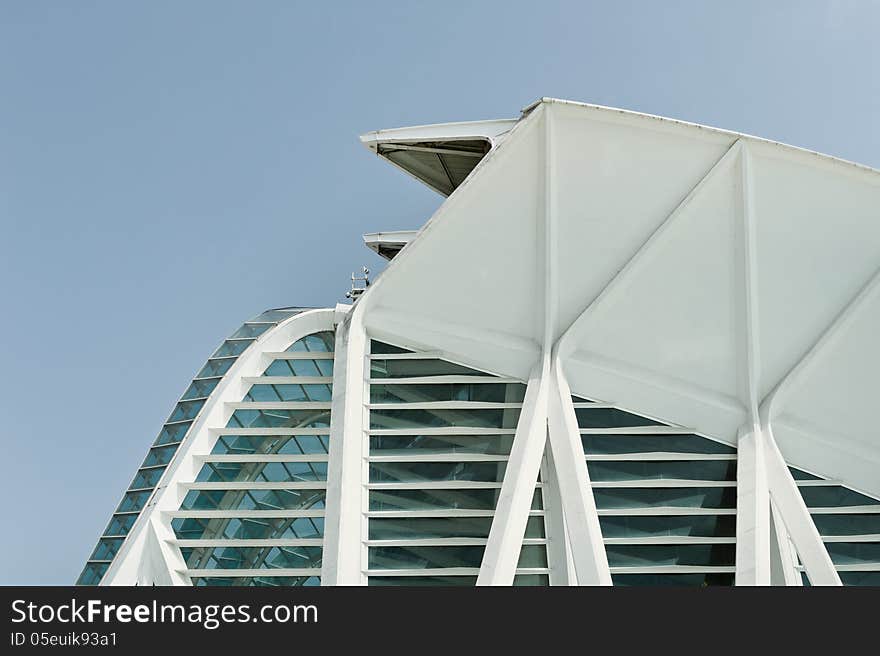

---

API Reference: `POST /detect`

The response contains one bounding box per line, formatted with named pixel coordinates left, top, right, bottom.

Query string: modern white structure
left=78, top=99, right=880, bottom=587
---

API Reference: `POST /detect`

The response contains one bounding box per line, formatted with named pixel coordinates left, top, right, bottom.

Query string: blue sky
left=1, top=1, right=877, bottom=584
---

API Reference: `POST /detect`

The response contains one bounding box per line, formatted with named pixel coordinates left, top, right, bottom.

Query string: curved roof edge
left=524, top=97, right=880, bottom=179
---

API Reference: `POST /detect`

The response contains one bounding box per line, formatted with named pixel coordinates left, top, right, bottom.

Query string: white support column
left=733, top=141, right=773, bottom=585
left=546, top=358, right=612, bottom=585
left=322, top=309, right=369, bottom=585
left=763, top=425, right=841, bottom=585
left=477, top=359, right=549, bottom=585
left=735, top=424, right=771, bottom=585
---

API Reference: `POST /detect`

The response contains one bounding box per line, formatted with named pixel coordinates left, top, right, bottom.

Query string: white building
left=78, top=99, right=880, bottom=586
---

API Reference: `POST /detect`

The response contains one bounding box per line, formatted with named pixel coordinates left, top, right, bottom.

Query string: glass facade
left=172, top=330, right=335, bottom=586
left=366, top=341, right=546, bottom=585
left=792, top=467, right=880, bottom=586
left=77, top=307, right=880, bottom=587
left=76, top=308, right=311, bottom=586
left=577, top=404, right=738, bottom=587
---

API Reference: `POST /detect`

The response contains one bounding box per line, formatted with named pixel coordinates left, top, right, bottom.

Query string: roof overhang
left=360, top=118, right=518, bottom=196
left=363, top=230, right=419, bottom=261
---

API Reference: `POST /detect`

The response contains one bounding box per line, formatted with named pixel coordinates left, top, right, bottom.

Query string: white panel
left=772, top=281, right=880, bottom=497
left=553, top=102, right=735, bottom=335
left=565, top=144, right=743, bottom=401
left=779, top=279, right=880, bottom=448
left=750, top=141, right=880, bottom=400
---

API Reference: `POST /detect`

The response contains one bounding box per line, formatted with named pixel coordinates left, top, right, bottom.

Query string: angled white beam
left=477, top=360, right=549, bottom=585
left=546, top=358, right=612, bottom=585
left=761, top=423, right=841, bottom=585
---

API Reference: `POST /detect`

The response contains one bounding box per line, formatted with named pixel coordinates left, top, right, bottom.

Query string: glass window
left=180, top=489, right=326, bottom=512
left=370, top=359, right=488, bottom=379
left=513, top=574, right=551, bottom=586
left=104, top=513, right=137, bottom=537
left=370, top=341, right=412, bottom=355
left=605, top=543, right=735, bottom=567
left=799, top=486, right=880, bottom=508
left=168, top=399, right=205, bottom=423
left=369, top=461, right=506, bottom=483
left=839, top=572, right=880, bottom=586
left=812, top=514, right=880, bottom=536
left=229, top=323, right=271, bottom=339
left=76, top=563, right=109, bottom=586
left=171, top=516, right=324, bottom=541
left=141, top=445, right=178, bottom=467
left=195, top=461, right=328, bottom=483
left=182, top=545, right=322, bottom=570
left=227, top=409, right=331, bottom=429
left=128, top=467, right=164, bottom=490
left=574, top=407, right=666, bottom=428
left=286, top=332, right=335, bottom=352
left=212, top=339, right=253, bottom=358
left=582, top=434, right=735, bottom=455
left=264, top=358, right=334, bottom=377
left=245, top=384, right=332, bottom=403
left=369, top=489, right=542, bottom=512
left=370, top=434, right=514, bottom=455
left=212, top=434, right=329, bottom=456
left=789, top=467, right=822, bottom=480
left=153, top=421, right=191, bottom=446
left=587, top=460, right=736, bottom=482
left=599, top=515, right=736, bottom=538
left=191, top=576, right=320, bottom=587
left=247, top=308, right=304, bottom=324
left=371, top=383, right=525, bottom=404
left=369, top=576, right=476, bottom=586
left=369, top=516, right=545, bottom=540
left=116, top=490, right=152, bottom=513
left=198, top=358, right=236, bottom=379
left=368, top=545, right=545, bottom=570
left=369, top=408, right=521, bottom=430
left=181, top=378, right=220, bottom=400
left=611, top=573, right=734, bottom=586
left=90, top=538, right=124, bottom=562
left=593, top=487, right=736, bottom=509
left=824, top=542, right=880, bottom=566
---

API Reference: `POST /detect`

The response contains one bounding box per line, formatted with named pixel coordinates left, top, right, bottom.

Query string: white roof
left=359, top=98, right=880, bottom=498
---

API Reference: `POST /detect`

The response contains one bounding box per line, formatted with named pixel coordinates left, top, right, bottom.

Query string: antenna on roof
left=345, top=266, right=371, bottom=301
